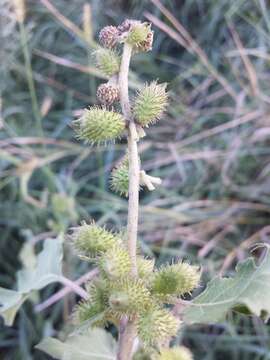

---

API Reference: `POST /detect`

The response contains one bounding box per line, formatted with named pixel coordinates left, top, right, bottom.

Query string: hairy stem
left=117, top=42, right=140, bottom=359
left=119, top=42, right=139, bottom=277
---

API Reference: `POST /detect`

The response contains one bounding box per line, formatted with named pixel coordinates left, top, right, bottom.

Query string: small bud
left=72, top=222, right=122, bottom=257
left=138, top=308, right=180, bottom=347
left=109, top=278, right=152, bottom=318
left=152, top=262, right=201, bottom=301
left=99, top=26, right=118, bottom=49
left=97, top=83, right=120, bottom=105
left=95, top=48, right=120, bottom=77
left=117, top=19, right=136, bottom=34
left=110, top=155, right=129, bottom=197
left=74, top=107, right=126, bottom=144
left=99, top=245, right=131, bottom=279
left=133, top=81, right=168, bottom=127
left=157, top=347, right=193, bottom=360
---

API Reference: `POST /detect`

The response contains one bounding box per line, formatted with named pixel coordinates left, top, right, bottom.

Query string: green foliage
left=74, top=107, right=126, bottom=144
left=184, top=247, right=270, bottom=324
left=133, top=82, right=168, bottom=127
left=36, top=328, right=117, bottom=360
left=0, top=237, right=63, bottom=325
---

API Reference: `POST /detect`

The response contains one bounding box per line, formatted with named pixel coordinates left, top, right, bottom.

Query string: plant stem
left=117, top=42, right=140, bottom=359
left=119, top=42, right=139, bottom=277
left=19, top=22, right=43, bottom=136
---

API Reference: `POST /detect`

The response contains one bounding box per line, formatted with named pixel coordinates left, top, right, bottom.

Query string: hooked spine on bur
left=70, top=19, right=198, bottom=359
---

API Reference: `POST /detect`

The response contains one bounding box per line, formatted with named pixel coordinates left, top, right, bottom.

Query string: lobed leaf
left=0, top=237, right=63, bottom=325
left=36, top=328, right=117, bottom=360
left=184, top=247, right=270, bottom=324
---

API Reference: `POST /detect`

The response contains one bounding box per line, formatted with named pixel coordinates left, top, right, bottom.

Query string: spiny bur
left=109, top=278, right=152, bottom=318
left=127, top=22, right=151, bottom=46
left=137, top=257, right=155, bottom=280
left=74, top=280, right=109, bottom=327
left=138, top=307, right=180, bottom=347
left=74, top=107, right=125, bottom=144
left=95, top=48, right=120, bottom=77
left=157, top=346, right=193, bottom=360
left=98, top=245, right=131, bottom=279
left=151, top=262, right=200, bottom=301
left=74, top=300, right=104, bottom=327
left=133, top=81, right=168, bottom=127
left=135, top=30, right=153, bottom=52
left=110, top=155, right=129, bottom=196
left=72, top=222, right=121, bottom=257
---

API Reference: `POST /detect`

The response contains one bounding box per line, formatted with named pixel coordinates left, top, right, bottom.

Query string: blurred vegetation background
left=1, top=0, right=270, bottom=359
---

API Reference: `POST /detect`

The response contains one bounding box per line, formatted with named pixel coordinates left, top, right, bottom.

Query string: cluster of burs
left=72, top=20, right=200, bottom=360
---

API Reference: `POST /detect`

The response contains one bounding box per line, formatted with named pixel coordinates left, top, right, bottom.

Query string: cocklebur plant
left=70, top=20, right=199, bottom=359
left=1, top=15, right=270, bottom=360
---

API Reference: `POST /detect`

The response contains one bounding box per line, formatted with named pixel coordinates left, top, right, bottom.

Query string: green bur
left=74, top=107, right=125, bottom=144
left=133, top=81, right=168, bottom=127
left=73, top=223, right=121, bottom=258
left=152, top=262, right=200, bottom=301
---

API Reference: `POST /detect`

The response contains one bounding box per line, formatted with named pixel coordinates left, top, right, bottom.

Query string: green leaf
left=0, top=237, right=63, bottom=325
left=0, top=288, right=26, bottom=326
left=17, top=237, right=63, bottom=292
left=36, top=328, right=117, bottom=360
left=184, top=247, right=270, bottom=324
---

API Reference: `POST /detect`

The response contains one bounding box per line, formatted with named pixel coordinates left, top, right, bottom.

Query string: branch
left=35, top=269, right=98, bottom=312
